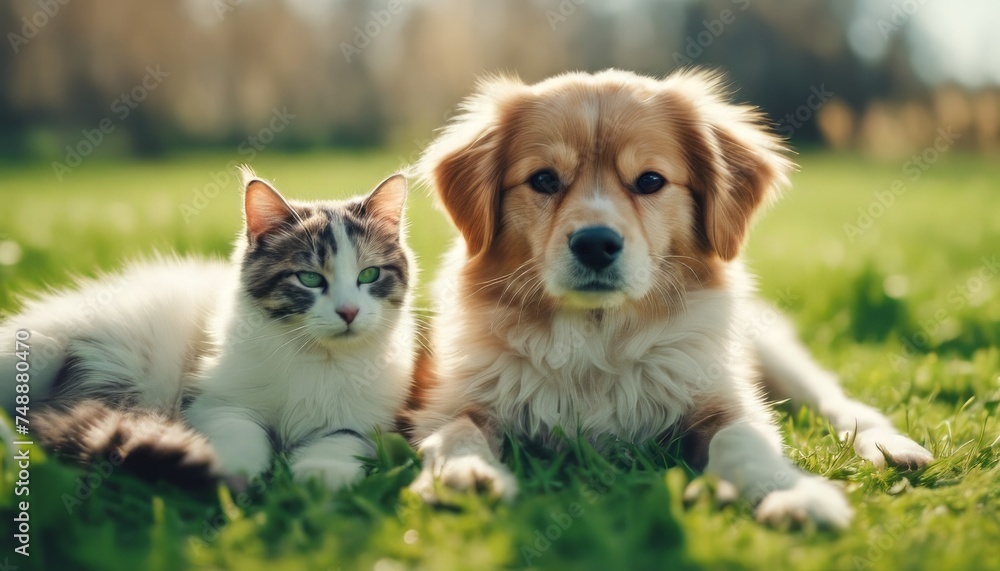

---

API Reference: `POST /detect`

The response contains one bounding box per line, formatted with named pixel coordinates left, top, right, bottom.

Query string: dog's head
left=420, top=69, right=792, bottom=311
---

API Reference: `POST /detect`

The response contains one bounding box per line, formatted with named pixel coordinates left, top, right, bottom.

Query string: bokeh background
left=3, top=0, right=1000, bottom=159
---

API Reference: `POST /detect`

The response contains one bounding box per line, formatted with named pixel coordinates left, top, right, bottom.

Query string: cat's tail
left=32, top=400, right=222, bottom=491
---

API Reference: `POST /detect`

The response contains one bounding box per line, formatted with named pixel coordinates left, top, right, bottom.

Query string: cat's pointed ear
left=360, top=174, right=408, bottom=230
left=240, top=165, right=295, bottom=239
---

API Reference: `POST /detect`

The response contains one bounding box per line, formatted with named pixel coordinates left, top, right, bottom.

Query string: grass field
left=1, top=150, right=999, bottom=570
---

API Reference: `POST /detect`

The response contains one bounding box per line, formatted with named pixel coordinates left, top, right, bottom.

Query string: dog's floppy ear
left=417, top=76, right=523, bottom=258
left=665, top=70, right=793, bottom=261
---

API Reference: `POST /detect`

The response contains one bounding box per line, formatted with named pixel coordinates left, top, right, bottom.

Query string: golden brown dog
left=408, top=69, right=932, bottom=527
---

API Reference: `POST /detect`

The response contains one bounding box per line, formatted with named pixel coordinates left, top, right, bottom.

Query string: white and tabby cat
left=0, top=167, right=416, bottom=489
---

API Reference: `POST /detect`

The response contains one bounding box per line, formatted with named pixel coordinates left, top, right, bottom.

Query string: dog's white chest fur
left=433, top=287, right=747, bottom=443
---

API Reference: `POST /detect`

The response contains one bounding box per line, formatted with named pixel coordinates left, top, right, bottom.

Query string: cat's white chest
left=269, top=345, right=406, bottom=444
left=198, top=320, right=413, bottom=448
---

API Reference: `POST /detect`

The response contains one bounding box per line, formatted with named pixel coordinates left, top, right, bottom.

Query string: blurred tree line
left=1, top=0, right=997, bottom=161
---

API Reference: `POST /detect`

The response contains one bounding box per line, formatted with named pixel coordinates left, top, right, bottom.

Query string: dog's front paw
left=292, top=458, right=364, bottom=490
left=410, top=454, right=518, bottom=503
left=854, top=427, right=933, bottom=470
left=755, top=477, right=853, bottom=529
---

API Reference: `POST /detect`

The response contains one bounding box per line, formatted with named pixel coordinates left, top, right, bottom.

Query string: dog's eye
left=634, top=172, right=667, bottom=195
left=528, top=170, right=562, bottom=195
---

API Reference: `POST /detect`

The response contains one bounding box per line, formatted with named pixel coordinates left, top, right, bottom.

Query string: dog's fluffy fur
left=408, top=69, right=933, bottom=528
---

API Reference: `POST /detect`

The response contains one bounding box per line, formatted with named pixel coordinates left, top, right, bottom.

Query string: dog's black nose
left=569, top=226, right=623, bottom=270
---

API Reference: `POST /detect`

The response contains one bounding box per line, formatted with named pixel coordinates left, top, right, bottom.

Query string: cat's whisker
left=261, top=326, right=323, bottom=368
left=236, top=321, right=311, bottom=343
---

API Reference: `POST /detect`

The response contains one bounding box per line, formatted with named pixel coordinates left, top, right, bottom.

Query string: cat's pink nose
left=336, top=305, right=359, bottom=325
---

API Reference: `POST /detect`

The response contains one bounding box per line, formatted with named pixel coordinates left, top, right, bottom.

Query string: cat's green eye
left=357, top=267, right=380, bottom=285
left=296, top=271, right=325, bottom=288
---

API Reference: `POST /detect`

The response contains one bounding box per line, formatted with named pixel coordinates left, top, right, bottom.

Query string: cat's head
left=236, top=166, right=413, bottom=347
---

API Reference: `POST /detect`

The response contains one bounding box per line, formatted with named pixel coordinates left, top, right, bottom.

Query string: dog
left=407, top=69, right=933, bottom=528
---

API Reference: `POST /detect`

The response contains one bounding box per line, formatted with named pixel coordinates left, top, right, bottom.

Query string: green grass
left=1, top=150, right=999, bottom=570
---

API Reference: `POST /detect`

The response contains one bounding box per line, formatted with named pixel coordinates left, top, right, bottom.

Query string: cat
left=0, top=167, right=417, bottom=490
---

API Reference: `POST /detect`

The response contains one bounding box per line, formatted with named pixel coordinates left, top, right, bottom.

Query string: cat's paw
left=755, top=477, right=853, bottom=530
left=854, top=427, right=933, bottom=470
left=410, top=454, right=518, bottom=503
left=292, top=458, right=364, bottom=490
